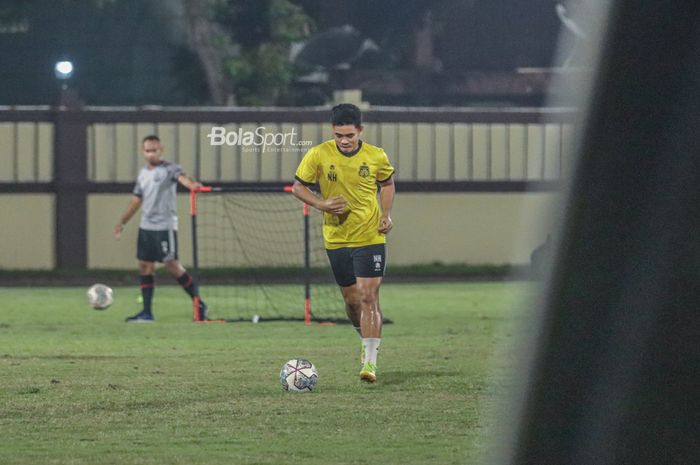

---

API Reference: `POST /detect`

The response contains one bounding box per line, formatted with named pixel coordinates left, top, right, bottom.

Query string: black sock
left=176, top=273, right=198, bottom=300
left=140, top=275, right=155, bottom=314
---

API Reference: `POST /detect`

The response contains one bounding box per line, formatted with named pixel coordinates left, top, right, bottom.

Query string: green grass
left=0, top=282, right=531, bottom=465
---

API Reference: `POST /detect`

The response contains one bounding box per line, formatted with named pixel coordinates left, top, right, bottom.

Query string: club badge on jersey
left=358, top=163, right=370, bottom=177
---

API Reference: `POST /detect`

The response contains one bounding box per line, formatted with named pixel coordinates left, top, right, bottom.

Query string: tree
left=183, top=0, right=237, bottom=105
left=216, top=0, right=314, bottom=105
left=182, top=0, right=314, bottom=105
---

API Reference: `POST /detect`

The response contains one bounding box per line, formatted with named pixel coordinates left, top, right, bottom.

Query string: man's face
left=333, top=124, right=363, bottom=154
left=142, top=139, right=163, bottom=165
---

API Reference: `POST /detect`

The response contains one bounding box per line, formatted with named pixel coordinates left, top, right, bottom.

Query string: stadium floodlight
left=53, top=60, right=82, bottom=107
left=54, top=61, right=74, bottom=80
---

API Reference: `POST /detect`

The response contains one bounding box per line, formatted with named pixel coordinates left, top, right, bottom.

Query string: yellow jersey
left=295, top=140, right=395, bottom=249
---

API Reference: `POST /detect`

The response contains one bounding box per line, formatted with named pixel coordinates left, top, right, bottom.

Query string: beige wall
left=0, top=194, right=55, bottom=269
left=391, top=192, right=558, bottom=265
left=0, top=115, right=566, bottom=270
left=88, top=194, right=195, bottom=269
left=88, top=122, right=575, bottom=183
left=86, top=192, right=560, bottom=269
left=0, top=192, right=558, bottom=270
left=0, top=123, right=53, bottom=182
left=0, top=120, right=574, bottom=183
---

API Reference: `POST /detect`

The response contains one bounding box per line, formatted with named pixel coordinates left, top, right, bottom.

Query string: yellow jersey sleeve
left=376, top=149, right=395, bottom=182
left=295, top=147, right=319, bottom=185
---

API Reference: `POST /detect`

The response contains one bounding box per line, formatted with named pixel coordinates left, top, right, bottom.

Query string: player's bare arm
left=177, top=174, right=203, bottom=191
left=378, top=177, right=395, bottom=234
left=114, top=195, right=142, bottom=240
left=291, top=180, right=348, bottom=215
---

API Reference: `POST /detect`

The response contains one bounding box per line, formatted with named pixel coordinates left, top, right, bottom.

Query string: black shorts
left=326, top=244, right=387, bottom=287
left=137, top=228, right=178, bottom=262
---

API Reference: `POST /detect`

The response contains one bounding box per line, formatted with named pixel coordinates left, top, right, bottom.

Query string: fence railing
left=0, top=106, right=577, bottom=187
left=0, top=105, right=576, bottom=268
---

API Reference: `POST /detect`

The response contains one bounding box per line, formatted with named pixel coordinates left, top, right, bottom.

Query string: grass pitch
left=0, top=282, right=532, bottom=465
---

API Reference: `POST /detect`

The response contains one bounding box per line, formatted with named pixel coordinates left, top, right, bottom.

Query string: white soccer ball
left=87, top=283, right=114, bottom=310
left=280, top=359, right=318, bottom=392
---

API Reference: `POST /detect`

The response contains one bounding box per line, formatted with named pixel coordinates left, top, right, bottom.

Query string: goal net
left=190, top=186, right=345, bottom=323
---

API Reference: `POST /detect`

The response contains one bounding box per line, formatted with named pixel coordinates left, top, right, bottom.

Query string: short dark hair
left=331, top=103, right=362, bottom=127
left=142, top=134, right=160, bottom=144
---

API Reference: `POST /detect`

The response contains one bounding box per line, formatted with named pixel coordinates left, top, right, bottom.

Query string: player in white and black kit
left=114, top=135, right=207, bottom=322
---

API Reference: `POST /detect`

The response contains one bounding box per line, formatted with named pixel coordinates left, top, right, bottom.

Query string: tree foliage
left=215, top=0, right=313, bottom=105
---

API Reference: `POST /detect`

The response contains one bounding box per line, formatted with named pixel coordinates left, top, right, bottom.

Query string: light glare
left=54, top=61, right=74, bottom=79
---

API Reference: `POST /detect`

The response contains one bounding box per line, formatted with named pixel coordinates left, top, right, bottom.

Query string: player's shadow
left=379, top=370, right=461, bottom=386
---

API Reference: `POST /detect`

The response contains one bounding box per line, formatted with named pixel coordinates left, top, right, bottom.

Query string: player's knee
left=340, top=286, right=358, bottom=305
left=342, top=292, right=360, bottom=307
left=164, top=260, right=183, bottom=274
left=139, top=261, right=154, bottom=274
left=357, top=287, right=377, bottom=307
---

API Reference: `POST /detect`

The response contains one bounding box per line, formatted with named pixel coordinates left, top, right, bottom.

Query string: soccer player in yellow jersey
left=292, top=104, right=395, bottom=383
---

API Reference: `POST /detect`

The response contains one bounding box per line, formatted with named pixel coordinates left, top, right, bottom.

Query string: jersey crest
left=358, top=163, right=370, bottom=178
